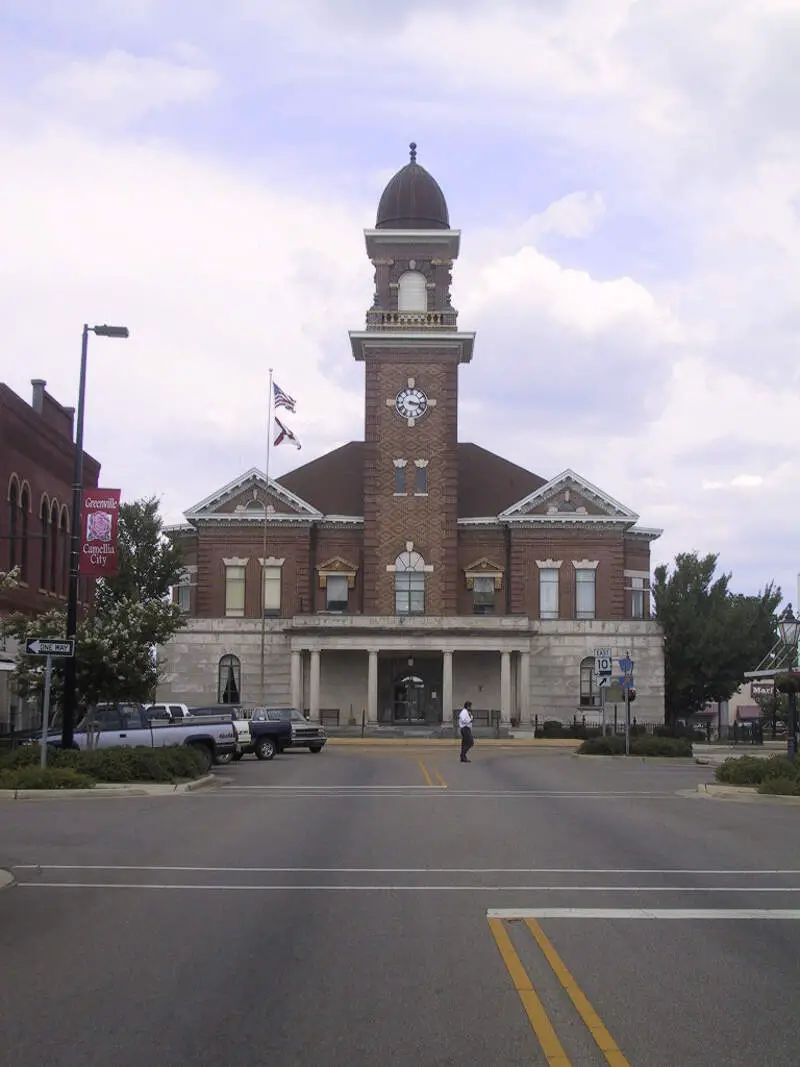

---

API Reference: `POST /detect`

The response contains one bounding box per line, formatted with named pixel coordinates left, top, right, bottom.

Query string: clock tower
left=350, top=144, right=475, bottom=615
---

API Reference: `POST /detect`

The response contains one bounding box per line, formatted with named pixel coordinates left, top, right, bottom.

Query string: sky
left=1, top=0, right=798, bottom=602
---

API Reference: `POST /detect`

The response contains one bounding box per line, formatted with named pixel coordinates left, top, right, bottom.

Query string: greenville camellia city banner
left=78, top=488, right=121, bottom=577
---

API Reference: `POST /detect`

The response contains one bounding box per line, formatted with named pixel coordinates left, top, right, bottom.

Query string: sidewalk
left=0, top=774, right=218, bottom=801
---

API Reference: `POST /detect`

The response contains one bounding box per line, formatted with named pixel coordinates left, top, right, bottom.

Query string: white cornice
left=184, top=467, right=322, bottom=521
left=364, top=229, right=461, bottom=260
left=349, top=330, right=475, bottom=364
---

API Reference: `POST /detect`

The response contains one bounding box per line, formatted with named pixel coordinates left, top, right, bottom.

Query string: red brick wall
left=456, top=529, right=508, bottom=615
left=0, top=384, right=100, bottom=618
left=509, top=528, right=629, bottom=619
left=363, top=350, right=459, bottom=615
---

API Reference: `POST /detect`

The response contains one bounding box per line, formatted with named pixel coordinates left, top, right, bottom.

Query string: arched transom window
left=394, top=549, right=426, bottom=616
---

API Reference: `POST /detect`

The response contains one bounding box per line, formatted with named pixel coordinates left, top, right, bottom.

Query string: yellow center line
left=433, top=768, right=447, bottom=788
left=417, top=758, right=434, bottom=787
left=488, top=918, right=572, bottom=1067
left=524, top=919, right=630, bottom=1067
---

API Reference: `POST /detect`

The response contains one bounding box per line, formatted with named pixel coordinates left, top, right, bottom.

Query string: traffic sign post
left=24, top=637, right=74, bottom=766
left=619, top=652, right=634, bottom=756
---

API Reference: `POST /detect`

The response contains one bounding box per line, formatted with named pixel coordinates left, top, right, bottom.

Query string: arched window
left=49, top=499, right=59, bottom=592
left=59, top=507, right=69, bottom=596
left=218, top=654, right=241, bottom=704
left=579, top=656, right=598, bottom=707
left=39, top=495, right=50, bottom=589
left=245, top=498, right=264, bottom=512
left=19, top=484, right=30, bottom=583
left=7, top=478, right=19, bottom=570
left=394, top=549, right=426, bottom=616
left=398, top=271, right=427, bottom=313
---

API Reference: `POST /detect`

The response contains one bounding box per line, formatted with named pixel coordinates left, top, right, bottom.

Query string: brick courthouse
left=159, top=148, right=665, bottom=727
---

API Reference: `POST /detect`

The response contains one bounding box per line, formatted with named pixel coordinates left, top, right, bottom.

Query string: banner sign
left=79, top=488, right=121, bottom=577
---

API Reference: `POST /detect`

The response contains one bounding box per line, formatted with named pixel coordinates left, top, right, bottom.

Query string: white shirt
left=459, top=707, right=473, bottom=728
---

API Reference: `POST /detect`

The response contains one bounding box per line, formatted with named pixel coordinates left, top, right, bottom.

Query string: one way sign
left=24, top=637, right=75, bottom=657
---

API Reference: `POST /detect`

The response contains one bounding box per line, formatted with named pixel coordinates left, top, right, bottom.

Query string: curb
left=0, top=773, right=217, bottom=801
left=326, top=738, right=580, bottom=748
left=697, top=782, right=800, bottom=805
left=573, top=754, right=697, bottom=763
left=0, top=868, right=14, bottom=892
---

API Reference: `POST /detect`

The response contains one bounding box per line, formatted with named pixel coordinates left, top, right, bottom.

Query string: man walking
left=459, top=700, right=474, bottom=763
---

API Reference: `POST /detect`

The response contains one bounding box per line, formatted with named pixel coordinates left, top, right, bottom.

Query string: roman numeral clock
left=386, top=377, right=438, bottom=427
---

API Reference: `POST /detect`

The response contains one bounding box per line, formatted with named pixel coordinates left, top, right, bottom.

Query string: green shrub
left=0, top=744, right=208, bottom=783
left=0, top=766, right=94, bottom=790
left=758, top=776, right=800, bottom=796
left=716, top=754, right=800, bottom=787
left=577, top=735, right=693, bottom=757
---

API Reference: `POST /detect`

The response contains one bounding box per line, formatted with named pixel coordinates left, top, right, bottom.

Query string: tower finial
left=409, top=141, right=417, bottom=164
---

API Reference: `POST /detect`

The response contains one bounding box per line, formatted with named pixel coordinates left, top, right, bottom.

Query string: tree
left=653, top=552, right=781, bottom=723
left=0, top=497, right=186, bottom=710
left=96, top=496, right=184, bottom=610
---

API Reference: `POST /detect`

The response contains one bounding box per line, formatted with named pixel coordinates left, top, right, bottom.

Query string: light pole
left=61, top=323, right=129, bottom=748
left=778, top=604, right=800, bottom=763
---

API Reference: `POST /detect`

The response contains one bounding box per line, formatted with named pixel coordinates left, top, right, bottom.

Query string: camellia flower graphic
left=86, top=511, right=112, bottom=543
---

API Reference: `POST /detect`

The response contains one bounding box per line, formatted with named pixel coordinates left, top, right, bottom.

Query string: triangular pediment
left=464, top=556, right=504, bottom=574
left=184, top=468, right=321, bottom=522
left=317, top=556, right=358, bottom=574
left=499, top=469, right=638, bottom=522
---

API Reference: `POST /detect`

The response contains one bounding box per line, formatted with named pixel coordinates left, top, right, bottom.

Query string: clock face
left=395, top=387, right=428, bottom=421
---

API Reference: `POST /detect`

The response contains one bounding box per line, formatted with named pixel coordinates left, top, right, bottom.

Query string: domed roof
left=375, top=143, right=450, bottom=230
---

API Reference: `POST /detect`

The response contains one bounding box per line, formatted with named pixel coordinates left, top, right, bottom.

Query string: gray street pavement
left=2, top=745, right=800, bottom=1066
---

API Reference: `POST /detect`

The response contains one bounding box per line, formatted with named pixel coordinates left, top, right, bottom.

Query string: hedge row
left=0, top=744, right=209, bottom=789
left=536, top=720, right=706, bottom=742
left=715, top=754, right=800, bottom=795
left=577, top=735, right=693, bottom=757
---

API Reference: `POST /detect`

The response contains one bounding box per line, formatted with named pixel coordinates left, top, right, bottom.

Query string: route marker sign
left=24, top=637, right=75, bottom=657
left=594, top=647, right=613, bottom=676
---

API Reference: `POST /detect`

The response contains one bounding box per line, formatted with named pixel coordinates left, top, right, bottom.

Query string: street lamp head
left=92, top=324, right=129, bottom=338
left=779, top=604, right=800, bottom=649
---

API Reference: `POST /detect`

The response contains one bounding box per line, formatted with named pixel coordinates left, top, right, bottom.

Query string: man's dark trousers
left=460, top=726, right=474, bottom=762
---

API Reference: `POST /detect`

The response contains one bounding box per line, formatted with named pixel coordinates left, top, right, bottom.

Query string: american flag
left=273, top=381, right=296, bottom=413
left=274, top=416, right=301, bottom=450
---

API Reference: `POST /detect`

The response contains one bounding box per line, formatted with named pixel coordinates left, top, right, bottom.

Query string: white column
left=290, top=650, right=302, bottom=710
left=309, top=650, right=321, bottom=721
left=500, top=651, right=512, bottom=723
left=519, top=651, right=531, bottom=726
left=442, top=651, right=453, bottom=726
left=367, top=650, right=379, bottom=722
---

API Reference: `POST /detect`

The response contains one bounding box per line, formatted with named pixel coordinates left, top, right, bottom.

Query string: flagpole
left=260, top=368, right=273, bottom=706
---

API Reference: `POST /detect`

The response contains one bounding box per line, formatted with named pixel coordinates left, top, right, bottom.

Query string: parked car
left=47, top=702, right=237, bottom=772
left=251, top=707, right=327, bottom=754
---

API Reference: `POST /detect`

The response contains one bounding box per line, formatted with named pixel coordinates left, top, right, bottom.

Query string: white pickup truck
left=146, top=702, right=251, bottom=764
left=48, top=702, right=237, bottom=773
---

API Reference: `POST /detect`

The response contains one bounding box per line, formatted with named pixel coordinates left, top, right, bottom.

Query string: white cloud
left=35, top=49, right=218, bottom=124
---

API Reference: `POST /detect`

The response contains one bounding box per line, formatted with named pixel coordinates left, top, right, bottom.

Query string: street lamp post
left=778, top=604, right=800, bottom=763
left=61, top=323, right=129, bottom=749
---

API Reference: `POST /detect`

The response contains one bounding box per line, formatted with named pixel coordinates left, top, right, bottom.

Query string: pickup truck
left=189, top=706, right=292, bottom=761
left=147, top=702, right=251, bottom=765
left=47, top=702, right=236, bottom=772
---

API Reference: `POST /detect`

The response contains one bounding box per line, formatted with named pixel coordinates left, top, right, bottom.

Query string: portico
left=287, top=616, right=532, bottom=726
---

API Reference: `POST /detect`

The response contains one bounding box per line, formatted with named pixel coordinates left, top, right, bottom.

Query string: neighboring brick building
left=0, top=380, right=100, bottom=732
left=159, top=148, right=665, bottom=726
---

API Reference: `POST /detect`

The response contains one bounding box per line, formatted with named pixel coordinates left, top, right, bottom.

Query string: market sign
left=751, top=679, right=775, bottom=700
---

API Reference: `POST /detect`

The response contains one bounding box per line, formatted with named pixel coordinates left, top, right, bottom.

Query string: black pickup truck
left=189, top=706, right=291, bottom=761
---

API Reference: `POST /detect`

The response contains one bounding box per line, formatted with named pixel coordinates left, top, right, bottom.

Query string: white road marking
left=17, top=883, right=800, bottom=892
left=487, top=908, right=800, bottom=920
left=208, top=789, right=678, bottom=798
left=13, top=865, right=800, bottom=875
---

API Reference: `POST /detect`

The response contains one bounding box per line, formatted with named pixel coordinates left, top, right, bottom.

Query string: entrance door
left=393, top=674, right=426, bottom=722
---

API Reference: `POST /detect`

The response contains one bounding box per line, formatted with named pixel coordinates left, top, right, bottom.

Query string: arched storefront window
left=394, top=549, right=426, bottom=615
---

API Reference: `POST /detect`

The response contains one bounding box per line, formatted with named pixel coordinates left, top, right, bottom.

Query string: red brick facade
left=0, top=380, right=100, bottom=619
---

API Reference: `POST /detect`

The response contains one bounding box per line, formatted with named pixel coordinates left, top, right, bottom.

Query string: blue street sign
left=620, top=675, right=634, bottom=691
left=619, top=657, right=633, bottom=674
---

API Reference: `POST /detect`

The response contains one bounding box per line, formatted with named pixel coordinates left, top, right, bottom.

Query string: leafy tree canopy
left=1, top=497, right=185, bottom=709
left=653, top=551, right=781, bottom=721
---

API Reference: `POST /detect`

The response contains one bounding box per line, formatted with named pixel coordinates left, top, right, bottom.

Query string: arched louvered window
left=397, top=271, right=427, bottom=312
left=218, top=654, right=241, bottom=704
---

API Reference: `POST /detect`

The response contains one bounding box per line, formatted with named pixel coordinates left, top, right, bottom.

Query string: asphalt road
left=2, top=743, right=800, bottom=1067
